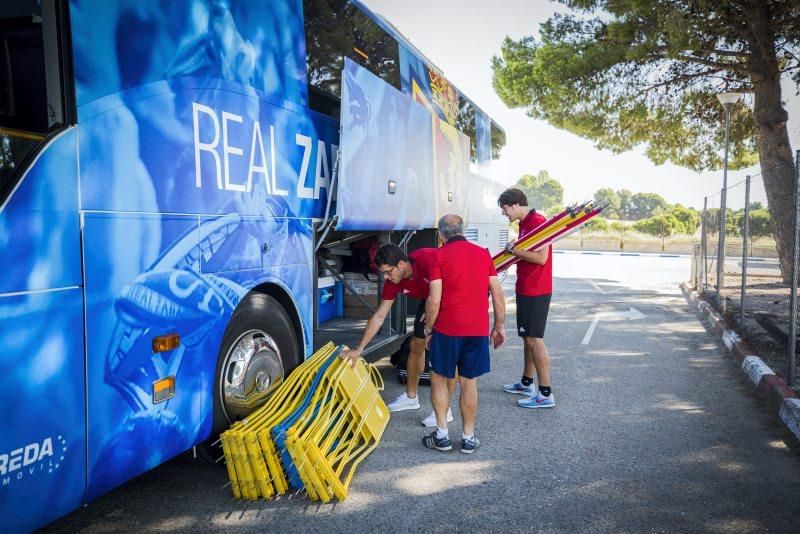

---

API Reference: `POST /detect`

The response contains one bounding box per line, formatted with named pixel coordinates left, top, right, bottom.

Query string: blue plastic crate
left=318, top=276, right=335, bottom=323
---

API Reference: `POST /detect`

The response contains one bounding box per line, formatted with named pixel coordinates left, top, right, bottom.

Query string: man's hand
left=340, top=346, right=363, bottom=368
left=504, top=241, right=515, bottom=254
left=490, top=326, right=506, bottom=348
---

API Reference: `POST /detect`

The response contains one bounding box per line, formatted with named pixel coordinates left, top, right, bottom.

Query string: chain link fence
left=692, top=151, right=800, bottom=388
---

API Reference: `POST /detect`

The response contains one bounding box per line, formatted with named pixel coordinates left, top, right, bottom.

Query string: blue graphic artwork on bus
left=67, top=0, right=322, bottom=501
left=338, top=58, right=435, bottom=230
left=1, top=0, right=502, bottom=529
left=0, top=129, right=86, bottom=532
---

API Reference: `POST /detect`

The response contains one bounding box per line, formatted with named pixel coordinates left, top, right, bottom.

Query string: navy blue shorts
left=429, top=332, right=490, bottom=379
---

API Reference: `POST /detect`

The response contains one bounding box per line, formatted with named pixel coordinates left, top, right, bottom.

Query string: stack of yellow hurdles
left=220, top=342, right=389, bottom=502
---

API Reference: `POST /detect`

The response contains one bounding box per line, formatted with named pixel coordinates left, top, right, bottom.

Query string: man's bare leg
left=458, top=376, right=478, bottom=437
left=523, top=337, right=538, bottom=381
left=406, top=337, right=426, bottom=399
left=430, top=371, right=452, bottom=429
left=531, top=337, right=551, bottom=387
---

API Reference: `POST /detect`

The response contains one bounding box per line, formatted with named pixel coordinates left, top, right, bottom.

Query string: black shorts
left=516, top=294, right=551, bottom=338
left=413, top=302, right=426, bottom=339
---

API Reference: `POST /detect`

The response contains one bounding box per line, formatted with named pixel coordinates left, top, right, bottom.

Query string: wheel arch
left=248, top=281, right=307, bottom=364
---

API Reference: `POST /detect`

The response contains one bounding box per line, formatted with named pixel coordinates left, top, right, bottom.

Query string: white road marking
left=588, top=280, right=605, bottom=294
left=581, top=307, right=647, bottom=345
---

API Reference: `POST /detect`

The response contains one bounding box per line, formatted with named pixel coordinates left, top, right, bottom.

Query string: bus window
left=304, top=0, right=400, bottom=118
left=0, top=0, right=70, bottom=203
left=456, top=96, right=477, bottom=163
left=491, top=121, right=506, bottom=160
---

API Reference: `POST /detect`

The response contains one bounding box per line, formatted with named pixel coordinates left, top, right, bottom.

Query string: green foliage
left=704, top=206, right=771, bottom=238
left=514, top=170, right=565, bottom=215
left=629, top=192, right=668, bottom=219
left=588, top=217, right=609, bottom=232
left=490, top=1, right=800, bottom=172
left=618, top=189, right=632, bottom=216
left=748, top=209, right=772, bottom=238
left=633, top=214, right=686, bottom=237
left=670, top=205, right=700, bottom=234
left=593, top=188, right=621, bottom=218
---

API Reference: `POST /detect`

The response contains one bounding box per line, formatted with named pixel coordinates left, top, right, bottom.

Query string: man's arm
left=424, top=280, right=442, bottom=334
left=340, top=299, right=394, bottom=367
left=510, top=245, right=548, bottom=265
left=488, top=275, right=506, bottom=348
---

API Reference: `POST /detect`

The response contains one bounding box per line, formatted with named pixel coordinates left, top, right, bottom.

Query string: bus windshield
left=0, top=1, right=53, bottom=196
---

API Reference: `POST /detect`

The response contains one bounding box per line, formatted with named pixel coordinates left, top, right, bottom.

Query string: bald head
left=438, top=214, right=464, bottom=242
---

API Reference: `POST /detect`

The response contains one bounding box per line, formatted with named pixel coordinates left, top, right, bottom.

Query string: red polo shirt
left=516, top=209, right=552, bottom=296
left=381, top=248, right=439, bottom=301
left=432, top=236, right=498, bottom=336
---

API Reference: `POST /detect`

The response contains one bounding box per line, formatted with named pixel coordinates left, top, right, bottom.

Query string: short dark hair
left=374, top=244, right=408, bottom=267
left=498, top=188, right=528, bottom=207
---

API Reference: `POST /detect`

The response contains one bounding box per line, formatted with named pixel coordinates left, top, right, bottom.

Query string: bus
left=0, top=0, right=507, bottom=529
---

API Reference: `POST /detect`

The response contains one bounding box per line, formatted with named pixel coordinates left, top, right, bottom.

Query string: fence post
left=702, top=196, right=708, bottom=292
left=740, top=175, right=751, bottom=326
left=717, top=187, right=727, bottom=297
left=789, top=150, right=800, bottom=388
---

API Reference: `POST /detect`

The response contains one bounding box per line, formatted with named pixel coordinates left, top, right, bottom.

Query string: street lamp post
left=715, top=91, right=741, bottom=294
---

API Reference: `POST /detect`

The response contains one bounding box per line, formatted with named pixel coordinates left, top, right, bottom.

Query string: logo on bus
left=1, top=435, right=67, bottom=488
left=192, top=102, right=336, bottom=200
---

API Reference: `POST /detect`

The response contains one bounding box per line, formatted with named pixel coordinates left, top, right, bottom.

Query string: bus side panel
left=77, top=86, right=338, bottom=221
left=0, top=290, right=86, bottom=530
left=81, top=211, right=315, bottom=500
left=0, top=127, right=86, bottom=530
left=81, top=212, right=215, bottom=501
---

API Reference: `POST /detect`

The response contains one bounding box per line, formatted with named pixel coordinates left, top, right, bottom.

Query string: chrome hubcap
left=220, top=330, right=283, bottom=423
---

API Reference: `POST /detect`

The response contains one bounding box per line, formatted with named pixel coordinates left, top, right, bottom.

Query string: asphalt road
left=45, top=253, right=800, bottom=532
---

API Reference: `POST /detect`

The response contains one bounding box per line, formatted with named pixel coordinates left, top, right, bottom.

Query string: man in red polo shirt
left=498, top=188, right=555, bottom=409
left=422, top=214, right=506, bottom=453
left=341, top=243, right=454, bottom=426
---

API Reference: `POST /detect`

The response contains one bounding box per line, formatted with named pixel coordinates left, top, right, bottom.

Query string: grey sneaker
left=461, top=435, right=480, bottom=454
left=502, top=382, right=536, bottom=396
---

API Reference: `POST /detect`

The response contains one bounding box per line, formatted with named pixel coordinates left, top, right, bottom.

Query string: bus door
left=0, top=1, right=84, bottom=531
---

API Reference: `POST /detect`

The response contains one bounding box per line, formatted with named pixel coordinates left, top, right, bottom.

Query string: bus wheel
left=195, top=292, right=299, bottom=466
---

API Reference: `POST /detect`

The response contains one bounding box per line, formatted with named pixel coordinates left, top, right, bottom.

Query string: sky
left=363, top=0, right=800, bottom=211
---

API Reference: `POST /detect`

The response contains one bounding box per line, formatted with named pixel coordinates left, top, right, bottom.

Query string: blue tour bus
left=0, top=0, right=506, bottom=529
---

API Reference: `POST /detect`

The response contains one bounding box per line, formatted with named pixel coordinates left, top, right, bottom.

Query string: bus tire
left=194, top=292, right=300, bottom=466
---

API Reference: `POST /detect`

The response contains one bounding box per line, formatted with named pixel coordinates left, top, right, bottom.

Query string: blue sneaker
left=461, top=436, right=480, bottom=454
left=502, top=381, right=536, bottom=396
left=518, top=393, right=555, bottom=409
left=422, top=431, right=452, bottom=451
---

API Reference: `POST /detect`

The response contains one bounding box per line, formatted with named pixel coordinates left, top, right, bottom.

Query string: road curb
left=680, top=282, right=800, bottom=442
left=553, top=250, right=689, bottom=258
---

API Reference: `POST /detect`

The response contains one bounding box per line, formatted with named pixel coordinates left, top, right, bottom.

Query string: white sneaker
left=387, top=392, right=421, bottom=412
left=421, top=408, right=454, bottom=427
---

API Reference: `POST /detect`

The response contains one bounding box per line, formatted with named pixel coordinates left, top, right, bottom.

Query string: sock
left=462, top=432, right=474, bottom=441
left=435, top=427, right=449, bottom=439
left=521, top=375, right=534, bottom=387
left=539, top=386, right=551, bottom=397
